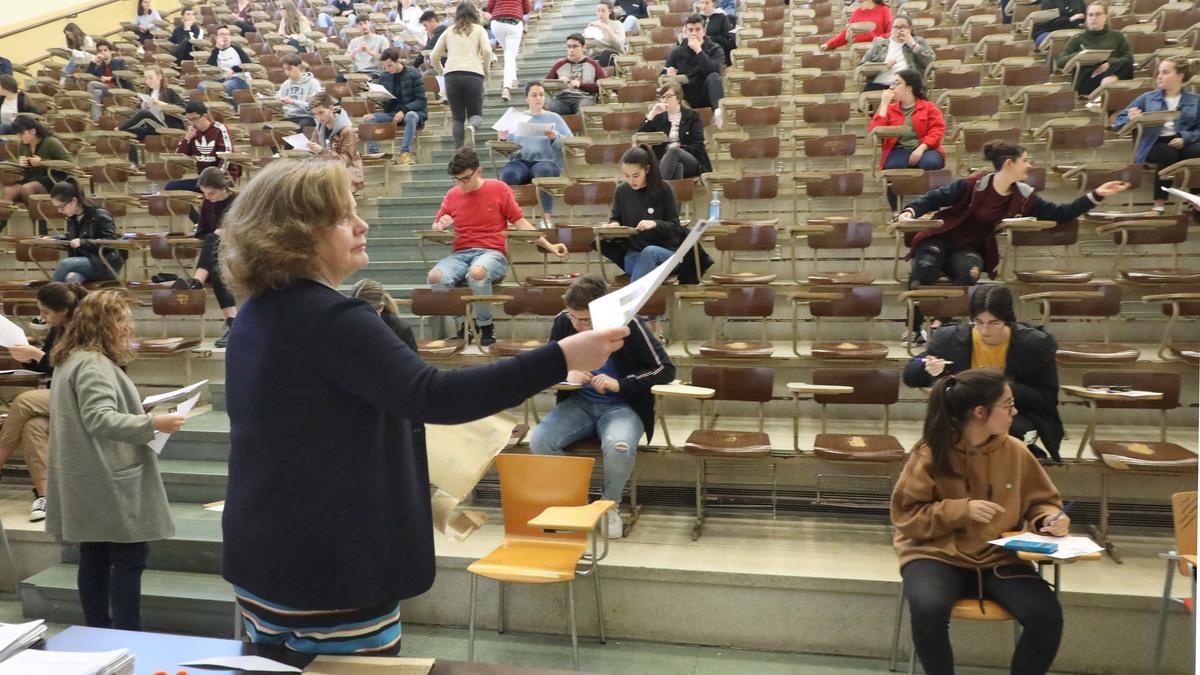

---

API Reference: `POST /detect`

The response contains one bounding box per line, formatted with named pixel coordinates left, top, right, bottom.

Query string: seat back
left=1114, top=215, right=1190, bottom=247
left=807, top=220, right=873, bottom=250
left=809, top=285, right=883, bottom=318
left=583, top=143, right=630, bottom=166
left=714, top=224, right=778, bottom=252
left=547, top=227, right=595, bottom=253
left=1045, top=283, right=1121, bottom=318
left=410, top=287, right=472, bottom=317
left=496, top=454, right=594, bottom=542
left=503, top=286, right=569, bottom=317
left=152, top=288, right=206, bottom=317
left=915, top=286, right=974, bottom=319
left=724, top=175, right=779, bottom=200
left=563, top=181, right=616, bottom=207
left=1173, top=491, right=1197, bottom=574
left=704, top=286, right=775, bottom=318
left=807, top=173, right=865, bottom=198
left=1081, top=371, right=1180, bottom=410
left=691, top=366, right=774, bottom=403
left=813, top=368, right=900, bottom=405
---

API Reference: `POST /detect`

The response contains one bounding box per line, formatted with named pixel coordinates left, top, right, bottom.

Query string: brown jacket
left=315, top=109, right=364, bottom=192
left=891, top=433, right=1064, bottom=571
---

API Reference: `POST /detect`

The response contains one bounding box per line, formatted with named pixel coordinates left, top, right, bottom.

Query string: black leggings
left=197, top=233, right=236, bottom=309
left=1074, top=61, right=1133, bottom=96
left=907, top=236, right=984, bottom=330
left=1144, top=136, right=1200, bottom=201
left=77, top=541, right=150, bottom=631
left=902, top=559, right=1063, bottom=675
left=444, top=71, right=484, bottom=148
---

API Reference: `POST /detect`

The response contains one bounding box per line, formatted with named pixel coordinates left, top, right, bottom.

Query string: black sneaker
left=455, top=324, right=469, bottom=344
left=479, top=324, right=496, bottom=347
left=214, top=328, right=230, bottom=349
left=188, top=278, right=204, bottom=290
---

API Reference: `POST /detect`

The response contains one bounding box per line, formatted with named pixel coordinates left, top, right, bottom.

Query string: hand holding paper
left=282, top=133, right=312, bottom=151
left=0, top=315, right=28, bottom=348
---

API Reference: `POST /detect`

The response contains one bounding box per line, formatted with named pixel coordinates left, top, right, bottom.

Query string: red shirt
left=487, top=0, right=531, bottom=19
left=948, top=183, right=1011, bottom=254
left=434, top=179, right=524, bottom=254
left=868, top=98, right=946, bottom=169
left=826, top=4, right=892, bottom=49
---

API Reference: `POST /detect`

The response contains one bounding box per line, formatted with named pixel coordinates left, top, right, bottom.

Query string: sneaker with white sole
left=900, top=329, right=927, bottom=346
left=30, top=496, right=46, bottom=522
left=605, top=508, right=623, bottom=539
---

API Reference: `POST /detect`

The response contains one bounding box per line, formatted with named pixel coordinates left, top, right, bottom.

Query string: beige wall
left=0, top=0, right=186, bottom=72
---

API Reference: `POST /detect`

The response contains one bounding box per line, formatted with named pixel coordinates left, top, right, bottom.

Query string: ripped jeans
left=907, top=236, right=983, bottom=330
left=529, top=395, right=643, bottom=502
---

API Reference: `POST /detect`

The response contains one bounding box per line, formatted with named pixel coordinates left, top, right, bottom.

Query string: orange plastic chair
left=467, top=454, right=615, bottom=669
left=1151, top=491, right=1197, bottom=674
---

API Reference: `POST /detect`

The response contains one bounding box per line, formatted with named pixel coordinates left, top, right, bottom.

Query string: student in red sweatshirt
left=165, top=102, right=241, bottom=193
left=821, top=0, right=892, bottom=51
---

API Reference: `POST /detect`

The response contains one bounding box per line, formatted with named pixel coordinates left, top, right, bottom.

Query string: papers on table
left=0, top=314, right=28, bottom=348
left=516, top=121, right=553, bottom=137
left=305, top=655, right=434, bottom=674
left=143, top=380, right=207, bottom=454
left=589, top=220, right=712, bottom=331
left=0, top=370, right=41, bottom=377
left=282, top=133, right=313, bottom=151
left=179, top=655, right=300, bottom=672
left=988, top=533, right=1104, bottom=560
left=366, top=82, right=395, bottom=99
left=1165, top=187, right=1200, bottom=210
left=0, top=647, right=132, bottom=675
left=491, top=107, right=531, bottom=135
left=0, top=620, right=45, bottom=662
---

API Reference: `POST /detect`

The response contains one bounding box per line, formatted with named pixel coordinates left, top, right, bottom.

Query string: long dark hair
left=983, top=140, right=1026, bottom=171
left=50, top=177, right=94, bottom=211
left=969, top=285, right=1017, bottom=323
left=897, top=69, right=927, bottom=101
left=621, top=144, right=666, bottom=196
left=37, top=282, right=88, bottom=339
left=919, top=368, right=1008, bottom=476
left=10, top=115, right=52, bottom=141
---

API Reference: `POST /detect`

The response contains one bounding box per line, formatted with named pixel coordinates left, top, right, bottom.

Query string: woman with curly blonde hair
left=45, top=290, right=185, bottom=631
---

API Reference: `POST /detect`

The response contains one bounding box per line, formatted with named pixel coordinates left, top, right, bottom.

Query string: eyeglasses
left=888, top=80, right=902, bottom=88
left=659, top=92, right=676, bottom=100
left=971, top=319, right=1006, bottom=330
left=567, top=312, right=592, bottom=327
left=50, top=201, right=68, bottom=211
left=452, top=168, right=478, bottom=184
left=995, top=397, right=1016, bottom=410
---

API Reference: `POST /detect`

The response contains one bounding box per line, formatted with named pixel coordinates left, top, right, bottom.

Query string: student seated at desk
left=892, top=367, right=1069, bottom=675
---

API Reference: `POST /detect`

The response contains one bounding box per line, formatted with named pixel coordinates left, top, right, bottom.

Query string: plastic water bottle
left=708, top=190, right=721, bottom=223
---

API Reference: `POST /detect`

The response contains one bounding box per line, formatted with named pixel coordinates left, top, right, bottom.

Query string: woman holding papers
left=45, top=291, right=185, bottom=631
left=497, top=81, right=573, bottom=225
left=892, top=368, right=1069, bottom=675
left=218, top=158, right=627, bottom=654
left=0, top=282, right=87, bottom=521
left=1112, top=58, right=1200, bottom=212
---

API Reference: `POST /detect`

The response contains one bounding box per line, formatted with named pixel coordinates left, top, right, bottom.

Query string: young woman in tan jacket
left=891, top=368, right=1069, bottom=675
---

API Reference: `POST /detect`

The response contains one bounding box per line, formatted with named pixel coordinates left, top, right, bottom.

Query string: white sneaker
left=605, top=508, right=623, bottom=540
left=30, top=496, right=46, bottom=522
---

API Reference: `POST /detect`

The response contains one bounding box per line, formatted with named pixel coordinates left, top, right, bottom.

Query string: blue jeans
left=364, top=111, right=419, bottom=153
left=1033, top=32, right=1050, bottom=48
left=54, top=256, right=107, bottom=283
left=499, top=159, right=559, bottom=215
left=200, top=77, right=250, bottom=98
left=623, top=244, right=673, bottom=282
left=529, top=395, right=643, bottom=502
left=430, top=248, right=508, bottom=327
left=883, top=147, right=945, bottom=210
left=317, top=12, right=356, bottom=29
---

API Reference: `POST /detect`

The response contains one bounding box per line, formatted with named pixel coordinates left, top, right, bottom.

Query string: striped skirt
left=234, top=586, right=402, bottom=655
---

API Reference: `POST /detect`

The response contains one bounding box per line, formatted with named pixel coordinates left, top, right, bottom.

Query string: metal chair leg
left=692, top=459, right=705, bottom=541
left=593, top=564, right=606, bottom=644
left=566, top=580, right=579, bottom=670
left=232, top=600, right=243, bottom=640
left=498, top=581, right=506, bottom=634
left=1151, top=558, right=1176, bottom=674
left=889, top=584, right=906, bottom=671
left=468, top=574, right=478, bottom=662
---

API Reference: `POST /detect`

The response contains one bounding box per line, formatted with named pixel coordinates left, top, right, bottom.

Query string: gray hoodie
left=276, top=72, right=323, bottom=120
left=315, top=107, right=354, bottom=146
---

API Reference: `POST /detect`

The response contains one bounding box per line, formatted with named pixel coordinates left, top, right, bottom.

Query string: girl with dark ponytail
left=598, top=144, right=711, bottom=285
left=0, top=115, right=73, bottom=232
left=49, top=177, right=124, bottom=284
left=892, top=367, right=1069, bottom=675
left=0, top=281, right=88, bottom=521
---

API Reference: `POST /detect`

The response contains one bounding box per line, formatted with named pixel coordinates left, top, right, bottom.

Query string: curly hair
left=218, top=157, right=355, bottom=296
left=51, top=290, right=135, bottom=367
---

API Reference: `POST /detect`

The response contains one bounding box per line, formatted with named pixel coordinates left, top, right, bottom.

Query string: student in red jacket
left=821, top=0, right=891, bottom=50
left=868, top=69, right=946, bottom=211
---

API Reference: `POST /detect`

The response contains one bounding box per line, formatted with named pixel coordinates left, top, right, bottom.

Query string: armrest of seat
left=633, top=132, right=669, bottom=145
left=552, top=381, right=582, bottom=391
left=487, top=140, right=520, bottom=155
left=1000, top=531, right=1103, bottom=562
left=528, top=500, right=615, bottom=532
left=416, top=230, right=455, bottom=242
left=1093, top=218, right=1178, bottom=234
left=652, top=382, right=717, bottom=399
left=897, top=288, right=963, bottom=302
left=998, top=218, right=1057, bottom=232
left=1060, top=385, right=1163, bottom=401
left=887, top=219, right=943, bottom=235
left=20, top=238, right=69, bottom=249
left=787, top=291, right=842, bottom=302
left=1058, top=49, right=1111, bottom=73
left=1142, top=292, right=1200, bottom=302
left=462, top=294, right=514, bottom=305
left=870, top=125, right=910, bottom=140
left=787, top=382, right=854, bottom=396
left=1018, top=290, right=1103, bottom=302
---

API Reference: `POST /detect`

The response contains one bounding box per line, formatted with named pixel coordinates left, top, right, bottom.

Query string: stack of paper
left=143, top=380, right=207, bottom=454
left=987, top=533, right=1105, bottom=559
left=0, top=620, right=45, bottom=662
left=0, top=647, right=132, bottom=675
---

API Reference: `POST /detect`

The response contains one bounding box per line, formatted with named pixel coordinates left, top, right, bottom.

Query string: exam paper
left=988, top=533, right=1104, bottom=560
left=147, top=390, right=202, bottom=454
left=589, top=220, right=711, bottom=331
left=366, top=82, right=395, bottom=99
left=516, top=122, right=553, bottom=137
left=1165, top=187, right=1200, bottom=210
left=179, top=655, right=301, bottom=672
left=0, top=370, right=41, bottom=377
left=0, top=314, right=28, bottom=347
left=491, top=107, right=531, bottom=134
left=283, top=133, right=312, bottom=150
left=425, top=413, right=522, bottom=540
left=143, top=379, right=208, bottom=408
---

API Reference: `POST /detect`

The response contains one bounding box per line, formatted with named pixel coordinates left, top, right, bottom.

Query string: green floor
left=0, top=593, right=1049, bottom=674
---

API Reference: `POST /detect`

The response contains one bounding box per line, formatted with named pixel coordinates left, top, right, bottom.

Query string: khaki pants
left=0, top=388, right=50, bottom=492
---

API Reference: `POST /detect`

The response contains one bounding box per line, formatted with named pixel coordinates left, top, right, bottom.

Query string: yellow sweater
left=971, top=328, right=1010, bottom=370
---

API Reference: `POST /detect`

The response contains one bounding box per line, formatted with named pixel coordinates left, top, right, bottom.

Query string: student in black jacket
left=413, top=11, right=447, bottom=71
left=85, top=40, right=130, bottom=121
left=1033, top=0, right=1086, bottom=46
left=697, top=0, right=736, bottom=65
left=0, top=75, right=41, bottom=134
left=169, top=8, right=205, bottom=63
left=638, top=81, right=711, bottom=179
left=600, top=144, right=712, bottom=284
left=902, top=285, right=1065, bottom=462
left=118, top=66, right=186, bottom=163
left=47, top=178, right=124, bottom=284
left=204, top=25, right=253, bottom=98
left=530, top=275, right=675, bottom=538
left=665, top=15, right=725, bottom=111
left=614, top=0, right=648, bottom=33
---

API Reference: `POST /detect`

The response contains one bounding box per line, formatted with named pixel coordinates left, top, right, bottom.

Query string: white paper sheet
left=0, top=314, right=28, bottom=347
left=179, top=655, right=301, bottom=672
left=1165, top=186, right=1200, bottom=210
left=988, top=532, right=1104, bottom=560
left=583, top=25, right=606, bottom=41
left=147, top=390, right=201, bottom=454
left=0, top=369, right=41, bottom=377
left=516, top=121, right=553, bottom=137
left=366, top=82, right=395, bottom=99
left=0, top=648, right=130, bottom=675
left=589, top=220, right=712, bottom=331
left=204, top=500, right=225, bottom=512
left=305, top=655, right=434, bottom=674
left=283, top=133, right=312, bottom=150
left=491, top=107, right=531, bottom=134
left=0, top=619, right=45, bottom=661
left=142, top=379, right=208, bottom=408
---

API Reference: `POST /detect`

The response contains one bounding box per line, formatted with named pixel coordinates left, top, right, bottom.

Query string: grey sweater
left=276, top=72, right=323, bottom=119
left=45, top=350, right=173, bottom=544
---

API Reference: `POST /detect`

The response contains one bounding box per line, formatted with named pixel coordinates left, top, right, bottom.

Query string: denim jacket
left=1112, top=89, right=1200, bottom=164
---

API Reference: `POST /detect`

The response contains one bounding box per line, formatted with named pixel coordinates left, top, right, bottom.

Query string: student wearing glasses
left=638, top=82, right=711, bottom=180
left=529, top=275, right=674, bottom=539
left=428, top=148, right=567, bottom=347
left=892, top=367, right=1069, bottom=675
left=47, top=178, right=125, bottom=285
left=903, top=285, right=1066, bottom=463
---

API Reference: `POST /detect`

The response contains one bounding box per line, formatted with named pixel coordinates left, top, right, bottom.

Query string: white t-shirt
left=873, top=39, right=907, bottom=85
left=1161, top=94, right=1181, bottom=137
left=215, top=46, right=245, bottom=74
left=0, top=96, right=18, bottom=126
